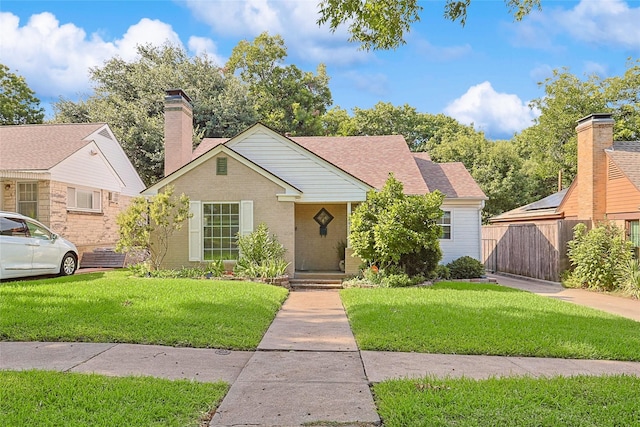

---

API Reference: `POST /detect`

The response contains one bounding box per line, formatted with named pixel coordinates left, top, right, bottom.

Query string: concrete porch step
left=289, top=279, right=344, bottom=290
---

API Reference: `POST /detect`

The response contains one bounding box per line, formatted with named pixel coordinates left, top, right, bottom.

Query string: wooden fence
left=481, top=220, right=587, bottom=282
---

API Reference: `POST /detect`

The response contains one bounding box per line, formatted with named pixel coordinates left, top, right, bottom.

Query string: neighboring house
left=144, top=90, right=486, bottom=276
left=484, top=113, right=640, bottom=281
left=0, top=123, right=146, bottom=257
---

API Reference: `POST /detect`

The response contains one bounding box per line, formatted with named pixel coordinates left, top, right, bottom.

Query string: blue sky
left=1, top=0, right=638, bottom=139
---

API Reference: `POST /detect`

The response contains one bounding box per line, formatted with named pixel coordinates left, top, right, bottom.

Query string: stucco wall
left=160, top=153, right=295, bottom=274
left=295, top=203, right=347, bottom=271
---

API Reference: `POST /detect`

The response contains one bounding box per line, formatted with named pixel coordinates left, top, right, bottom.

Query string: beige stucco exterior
left=295, top=203, right=347, bottom=272
left=159, top=153, right=296, bottom=275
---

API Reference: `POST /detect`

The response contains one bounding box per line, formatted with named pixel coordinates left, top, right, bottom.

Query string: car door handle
left=26, top=243, right=40, bottom=247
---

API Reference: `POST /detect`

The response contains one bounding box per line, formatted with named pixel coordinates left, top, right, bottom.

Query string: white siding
left=90, top=126, right=146, bottom=196
left=228, top=130, right=369, bottom=202
left=439, top=204, right=482, bottom=265
left=50, top=142, right=122, bottom=192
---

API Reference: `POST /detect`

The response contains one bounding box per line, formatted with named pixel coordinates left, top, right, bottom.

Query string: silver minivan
left=0, top=211, right=79, bottom=280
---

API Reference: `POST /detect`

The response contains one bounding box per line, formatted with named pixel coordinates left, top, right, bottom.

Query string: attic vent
left=608, top=160, right=624, bottom=180
left=216, top=157, right=227, bottom=175
left=98, top=128, right=113, bottom=140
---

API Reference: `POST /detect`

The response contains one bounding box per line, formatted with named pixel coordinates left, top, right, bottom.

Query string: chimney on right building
left=576, top=113, right=614, bottom=225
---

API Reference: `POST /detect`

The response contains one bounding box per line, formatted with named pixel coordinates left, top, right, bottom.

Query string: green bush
left=566, top=222, right=633, bottom=291
left=235, top=223, right=289, bottom=279
left=434, top=264, right=451, bottom=280
left=380, top=273, right=425, bottom=288
left=127, top=260, right=224, bottom=278
left=447, top=256, right=485, bottom=279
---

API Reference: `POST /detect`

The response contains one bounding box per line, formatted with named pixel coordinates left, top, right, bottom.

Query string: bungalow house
left=143, top=89, right=487, bottom=276
left=0, top=123, right=146, bottom=258
left=484, top=113, right=640, bottom=281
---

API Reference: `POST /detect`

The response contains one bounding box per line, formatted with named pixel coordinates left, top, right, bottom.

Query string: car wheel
left=60, top=253, right=77, bottom=276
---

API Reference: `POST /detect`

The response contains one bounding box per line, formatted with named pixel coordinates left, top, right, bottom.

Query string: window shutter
left=189, top=201, right=202, bottom=261
left=240, top=200, right=253, bottom=235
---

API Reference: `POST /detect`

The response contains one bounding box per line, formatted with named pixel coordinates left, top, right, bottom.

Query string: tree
left=53, top=44, right=257, bottom=185
left=350, top=174, right=444, bottom=276
left=116, top=186, right=191, bottom=271
left=317, top=0, right=541, bottom=50
left=0, top=64, right=44, bottom=125
left=515, top=59, right=640, bottom=197
left=226, top=32, right=332, bottom=135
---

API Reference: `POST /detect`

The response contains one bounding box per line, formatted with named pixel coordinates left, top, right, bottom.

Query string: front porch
left=290, top=270, right=347, bottom=290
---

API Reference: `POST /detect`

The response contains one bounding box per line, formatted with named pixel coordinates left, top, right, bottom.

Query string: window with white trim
left=203, top=202, right=240, bottom=260
left=67, top=187, right=101, bottom=212
left=17, top=182, right=38, bottom=219
left=437, top=211, right=452, bottom=240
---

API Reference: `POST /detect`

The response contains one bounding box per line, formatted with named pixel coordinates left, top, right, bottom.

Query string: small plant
left=618, top=259, right=640, bottom=299
left=380, top=273, right=424, bottom=288
left=335, top=239, right=347, bottom=262
left=235, top=223, right=289, bottom=279
left=446, top=256, right=484, bottom=279
left=116, top=186, right=191, bottom=270
left=434, top=264, right=451, bottom=280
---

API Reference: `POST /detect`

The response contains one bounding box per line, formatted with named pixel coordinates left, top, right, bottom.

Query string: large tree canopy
left=226, top=32, right=332, bottom=135
left=515, top=59, right=640, bottom=196
left=53, top=44, right=257, bottom=185
left=317, top=0, right=542, bottom=50
left=0, top=64, right=44, bottom=125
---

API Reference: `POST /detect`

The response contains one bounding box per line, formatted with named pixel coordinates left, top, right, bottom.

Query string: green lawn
left=341, top=282, right=640, bottom=360
left=374, top=374, right=640, bottom=427
left=0, top=370, right=227, bottom=427
left=0, top=270, right=288, bottom=349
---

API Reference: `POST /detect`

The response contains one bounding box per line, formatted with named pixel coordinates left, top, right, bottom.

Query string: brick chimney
left=164, top=89, right=193, bottom=176
left=576, top=113, right=614, bottom=224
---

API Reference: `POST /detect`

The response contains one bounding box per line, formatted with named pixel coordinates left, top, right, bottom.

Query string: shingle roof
left=413, top=153, right=487, bottom=199
left=291, top=135, right=429, bottom=195
left=192, top=132, right=484, bottom=199
left=0, top=123, right=105, bottom=170
left=606, top=141, right=640, bottom=191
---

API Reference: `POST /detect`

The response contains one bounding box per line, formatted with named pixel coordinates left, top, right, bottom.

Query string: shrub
left=127, top=261, right=224, bottom=279
left=381, top=273, right=425, bottom=288
left=566, top=222, right=633, bottom=291
left=434, top=264, right=451, bottom=280
left=447, top=256, right=485, bottom=279
left=235, top=223, right=289, bottom=279
left=350, top=174, right=444, bottom=278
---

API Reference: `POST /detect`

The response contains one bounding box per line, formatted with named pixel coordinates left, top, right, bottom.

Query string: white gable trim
left=143, top=144, right=303, bottom=197
left=50, top=141, right=125, bottom=191
left=225, top=124, right=372, bottom=202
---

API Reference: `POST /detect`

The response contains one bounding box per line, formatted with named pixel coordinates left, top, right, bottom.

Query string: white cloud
left=0, top=12, right=217, bottom=100
left=342, top=71, right=389, bottom=97
left=414, top=39, right=472, bottom=61
left=188, top=36, right=226, bottom=65
left=182, top=0, right=366, bottom=65
left=511, top=0, right=640, bottom=50
left=444, top=82, right=538, bottom=137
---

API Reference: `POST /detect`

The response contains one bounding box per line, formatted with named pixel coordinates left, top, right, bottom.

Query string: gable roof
left=413, top=153, right=487, bottom=199
left=291, top=135, right=429, bottom=195
left=0, top=123, right=105, bottom=170
left=606, top=141, right=640, bottom=191
left=144, top=142, right=302, bottom=198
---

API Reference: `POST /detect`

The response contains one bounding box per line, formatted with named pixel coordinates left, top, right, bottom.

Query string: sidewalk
left=2, top=281, right=640, bottom=426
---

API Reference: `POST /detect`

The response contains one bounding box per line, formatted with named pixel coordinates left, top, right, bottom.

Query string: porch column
left=346, top=202, right=351, bottom=247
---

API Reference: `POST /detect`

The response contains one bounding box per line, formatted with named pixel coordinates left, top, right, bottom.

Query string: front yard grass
left=0, top=270, right=288, bottom=349
left=341, top=282, right=640, bottom=360
left=0, top=370, right=227, bottom=427
left=374, top=374, right=640, bottom=427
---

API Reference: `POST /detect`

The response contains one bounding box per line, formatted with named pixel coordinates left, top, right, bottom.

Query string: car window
left=26, top=221, right=53, bottom=240
left=0, top=216, right=29, bottom=237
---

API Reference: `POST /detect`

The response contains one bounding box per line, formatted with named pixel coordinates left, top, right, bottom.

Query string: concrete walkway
left=489, top=273, right=640, bottom=322
left=211, top=291, right=379, bottom=426
left=2, top=278, right=640, bottom=426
